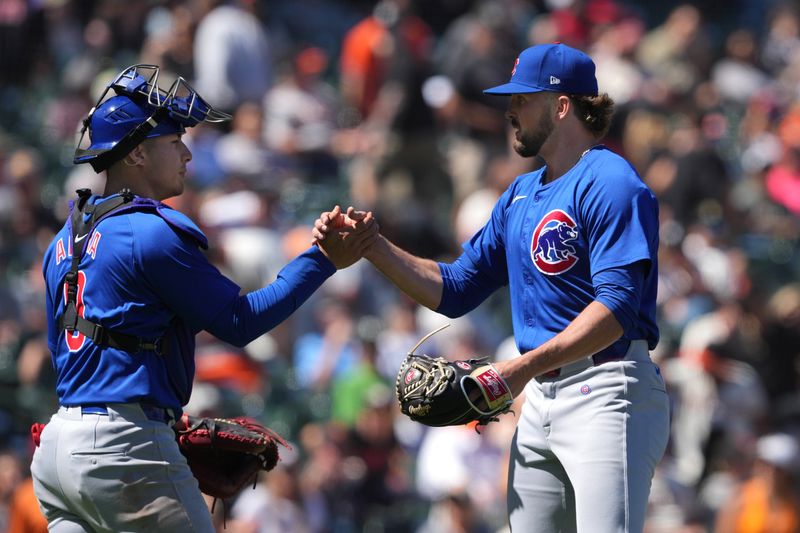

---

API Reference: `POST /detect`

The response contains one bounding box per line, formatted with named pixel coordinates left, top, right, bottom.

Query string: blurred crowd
left=1, top=0, right=800, bottom=531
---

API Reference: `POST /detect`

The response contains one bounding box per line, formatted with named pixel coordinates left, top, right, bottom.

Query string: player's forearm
left=207, top=247, right=335, bottom=346
left=364, top=235, right=443, bottom=310
left=501, top=301, right=623, bottom=393
left=527, top=301, right=623, bottom=372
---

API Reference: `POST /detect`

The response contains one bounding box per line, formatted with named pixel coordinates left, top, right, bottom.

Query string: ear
left=122, top=144, right=146, bottom=167
left=555, top=95, right=571, bottom=120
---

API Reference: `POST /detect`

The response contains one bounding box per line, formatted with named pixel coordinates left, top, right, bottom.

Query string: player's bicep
left=137, top=230, right=240, bottom=332
left=581, top=181, right=658, bottom=274
left=592, top=261, right=647, bottom=336
left=437, top=252, right=504, bottom=317
left=459, top=185, right=514, bottom=281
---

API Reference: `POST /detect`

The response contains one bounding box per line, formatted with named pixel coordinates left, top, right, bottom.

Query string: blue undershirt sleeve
left=436, top=252, right=503, bottom=318
left=206, top=246, right=336, bottom=346
left=592, top=260, right=648, bottom=337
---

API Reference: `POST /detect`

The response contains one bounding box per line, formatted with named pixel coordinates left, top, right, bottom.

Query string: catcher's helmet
left=75, top=64, right=231, bottom=173
left=78, top=95, right=185, bottom=157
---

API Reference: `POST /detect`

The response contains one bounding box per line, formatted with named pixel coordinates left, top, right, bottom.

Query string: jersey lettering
left=530, top=209, right=579, bottom=275
left=63, top=270, right=87, bottom=352
left=87, top=231, right=101, bottom=259
left=55, top=239, right=67, bottom=265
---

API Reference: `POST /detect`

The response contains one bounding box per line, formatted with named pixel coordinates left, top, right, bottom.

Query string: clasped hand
left=312, top=205, right=378, bottom=269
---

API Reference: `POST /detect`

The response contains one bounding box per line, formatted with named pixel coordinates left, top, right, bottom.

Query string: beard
left=513, top=110, right=554, bottom=158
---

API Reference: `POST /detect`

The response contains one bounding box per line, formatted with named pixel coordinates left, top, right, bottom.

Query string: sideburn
left=516, top=100, right=556, bottom=158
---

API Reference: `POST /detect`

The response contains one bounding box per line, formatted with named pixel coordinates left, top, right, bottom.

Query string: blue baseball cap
left=484, top=43, right=598, bottom=96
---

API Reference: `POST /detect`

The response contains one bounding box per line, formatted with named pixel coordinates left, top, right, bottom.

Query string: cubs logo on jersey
left=530, top=209, right=579, bottom=275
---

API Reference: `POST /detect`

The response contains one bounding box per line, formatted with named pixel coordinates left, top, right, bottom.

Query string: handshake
left=311, top=205, right=379, bottom=269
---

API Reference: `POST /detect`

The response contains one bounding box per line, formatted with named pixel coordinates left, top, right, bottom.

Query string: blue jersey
left=449, top=146, right=659, bottom=353
left=42, top=194, right=241, bottom=409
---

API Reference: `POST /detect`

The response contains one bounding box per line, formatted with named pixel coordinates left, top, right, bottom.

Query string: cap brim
left=483, top=82, right=547, bottom=95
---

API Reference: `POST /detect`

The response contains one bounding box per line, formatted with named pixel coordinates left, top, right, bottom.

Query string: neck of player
left=540, top=115, right=598, bottom=185
left=104, top=173, right=153, bottom=200
left=103, top=159, right=164, bottom=201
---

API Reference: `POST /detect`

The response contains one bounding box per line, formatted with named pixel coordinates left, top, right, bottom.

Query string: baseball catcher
left=31, top=62, right=375, bottom=532
left=395, top=325, right=513, bottom=427
left=173, top=414, right=290, bottom=500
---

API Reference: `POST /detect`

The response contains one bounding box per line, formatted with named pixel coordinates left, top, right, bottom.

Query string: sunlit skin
left=141, top=134, right=192, bottom=200
left=104, top=133, right=192, bottom=201
left=506, top=93, right=557, bottom=158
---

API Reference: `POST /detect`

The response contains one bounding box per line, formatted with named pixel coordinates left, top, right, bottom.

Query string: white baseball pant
left=31, top=403, right=214, bottom=533
left=508, top=340, right=670, bottom=533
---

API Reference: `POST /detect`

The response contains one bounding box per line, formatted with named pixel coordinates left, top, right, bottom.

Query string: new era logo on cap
left=483, top=43, right=598, bottom=96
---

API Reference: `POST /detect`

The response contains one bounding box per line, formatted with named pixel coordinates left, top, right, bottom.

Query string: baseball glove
left=395, top=325, right=513, bottom=428
left=174, top=414, right=289, bottom=500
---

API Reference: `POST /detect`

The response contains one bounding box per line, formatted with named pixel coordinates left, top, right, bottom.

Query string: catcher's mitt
left=396, top=325, right=513, bottom=428
left=174, top=414, right=289, bottom=500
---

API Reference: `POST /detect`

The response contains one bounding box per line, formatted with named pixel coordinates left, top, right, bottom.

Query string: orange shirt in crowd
left=727, top=477, right=800, bottom=533
left=7, top=477, right=48, bottom=533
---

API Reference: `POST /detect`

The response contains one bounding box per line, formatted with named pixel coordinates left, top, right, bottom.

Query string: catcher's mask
left=74, top=64, right=231, bottom=173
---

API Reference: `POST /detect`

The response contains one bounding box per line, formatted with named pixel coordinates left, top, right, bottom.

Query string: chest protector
left=58, top=189, right=207, bottom=355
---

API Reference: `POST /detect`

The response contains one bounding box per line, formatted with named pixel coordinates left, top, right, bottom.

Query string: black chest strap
left=59, top=188, right=168, bottom=355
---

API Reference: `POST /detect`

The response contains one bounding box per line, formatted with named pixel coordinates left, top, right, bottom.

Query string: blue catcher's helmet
left=74, top=65, right=231, bottom=173
left=77, top=95, right=185, bottom=157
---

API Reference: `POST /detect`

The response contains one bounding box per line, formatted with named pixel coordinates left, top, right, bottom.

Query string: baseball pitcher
left=315, top=44, right=670, bottom=533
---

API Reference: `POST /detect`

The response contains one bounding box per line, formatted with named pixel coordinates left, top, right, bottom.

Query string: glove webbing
left=410, top=358, right=454, bottom=397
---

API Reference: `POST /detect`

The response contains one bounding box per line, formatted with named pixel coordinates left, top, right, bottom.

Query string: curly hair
left=569, top=93, right=615, bottom=139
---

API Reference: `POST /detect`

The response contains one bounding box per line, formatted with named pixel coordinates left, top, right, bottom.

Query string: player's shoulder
left=584, top=146, right=638, bottom=176
left=42, top=222, right=71, bottom=274
left=582, top=146, right=651, bottom=191
left=127, top=205, right=209, bottom=250
left=45, top=222, right=70, bottom=253
left=125, top=209, right=171, bottom=235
